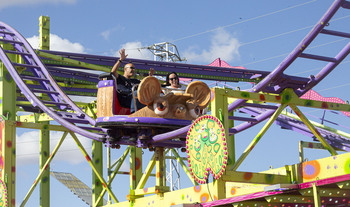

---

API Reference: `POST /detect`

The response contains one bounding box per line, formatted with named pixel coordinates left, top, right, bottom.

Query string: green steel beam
left=222, top=171, right=290, bottom=184
left=95, top=147, right=130, bottom=206
left=283, top=110, right=350, bottom=140
left=17, top=113, right=53, bottom=123
left=39, top=16, right=50, bottom=50
left=69, top=132, right=118, bottom=203
left=36, top=50, right=110, bottom=72
left=1, top=42, right=18, bottom=207
left=20, top=132, right=68, bottom=207
left=136, top=153, right=156, bottom=190
left=290, top=104, right=337, bottom=156
left=312, top=183, right=321, bottom=207
left=39, top=121, right=50, bottom=207
left=39, top=16, right=51, bottom=206
left=155, top=147, right=166, bottom=195
left=224, top=88, right=350, bottom=112
left=129, top=146, right=143, bottom=204
left=211, top=88, right=233, bottom=167
left=231, top=104, right=287, bottom=171
left=92, top=140, right=103, bottom=206
left=20, top=70, right=97, bottom=85
left=15, top=121, right=70, bottom=132
left=37, top=51, right=259, bottom=83
left=211, top=87, right=231, bottom=199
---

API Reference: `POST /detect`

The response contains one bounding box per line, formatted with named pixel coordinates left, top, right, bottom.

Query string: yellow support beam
left=224, top=87, right=350, bottom=112
left=95, top=147, right=130, bottom=205
left=312, top=183, right=321, bottom=207
left=155, top=148, right=165, bottom=185
left=290, top=104, right=337, bottom=156
left=222, top=171, right=291, bottom=184
left=231, top=104, right=287, bottom=171
left=134, top=186, right=170, bottom=196
left=20, top=132, right=68, bottom=207
left=136, top=154, right=156, bottom=190
left=15, top=122, right=71, bottom=132
left=70, top=132, right=119, bottom=203
left=17, top=113, right=53, bottom=123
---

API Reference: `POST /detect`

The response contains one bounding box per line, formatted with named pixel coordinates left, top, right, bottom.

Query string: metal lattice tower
left=148, top=42, right=185, bottom=191
left=166, top=150, right=181, bottom=191
left=148, top=42, right=185, bottom=62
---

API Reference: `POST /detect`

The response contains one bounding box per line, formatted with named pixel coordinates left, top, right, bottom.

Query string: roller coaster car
left=95, top=73, right=211, bottom=145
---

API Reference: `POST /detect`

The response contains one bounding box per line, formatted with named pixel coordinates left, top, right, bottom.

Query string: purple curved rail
left=297, top=42, right=350, bottom=95
left=153, top=0, right=350, bottom=142
left=0, top=21, right=106, bottom=141
left=229, top=0, right=350, bottom=135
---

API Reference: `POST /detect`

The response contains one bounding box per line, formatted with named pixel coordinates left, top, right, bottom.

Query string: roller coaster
left=1, top=0, right=350, bottom=206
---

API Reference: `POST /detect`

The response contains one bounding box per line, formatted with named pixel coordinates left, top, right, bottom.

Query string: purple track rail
left=0, top=21, right=106, bottom=142
left=228, top=0, right=350, bottom=136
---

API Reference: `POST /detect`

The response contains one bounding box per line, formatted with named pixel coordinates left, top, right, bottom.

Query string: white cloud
left=17, top=130, right=92, bottom=166
left=182, top=28, right=241, bottom=63
left=100, top=26, right=125, bottom=41
left=26, top=36, right=40, bottom=49
left=100, top=30, right=112, bottom=41
left=116, top=41, right=153, bottom=60
left=69, top=95, right=96, bottom=103
left=111, top=158, right=130, bottom=172
left=27, top=34, right=86, bottom=53
left=0, top=0, right=77, bottom=9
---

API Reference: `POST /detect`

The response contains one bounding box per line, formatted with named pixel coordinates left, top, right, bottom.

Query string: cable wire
left=242, top=38, right=348, bottom=66
left=171, top=0, right=318, bottom=43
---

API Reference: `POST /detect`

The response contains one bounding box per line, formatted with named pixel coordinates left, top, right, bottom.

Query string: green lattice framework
left=1, top=14, right=350, bottom=207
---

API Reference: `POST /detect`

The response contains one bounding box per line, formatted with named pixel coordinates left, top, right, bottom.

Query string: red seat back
left=114, top=90, right=131, bottom=115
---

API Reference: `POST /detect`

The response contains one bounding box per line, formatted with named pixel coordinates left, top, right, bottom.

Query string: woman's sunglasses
left=169, top=78, right=178, bottom=81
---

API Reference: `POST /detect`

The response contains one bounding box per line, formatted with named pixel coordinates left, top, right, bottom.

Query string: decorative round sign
left=186, top=115, right=228, bottom=184
left=0, top=179, right=7, bottom=207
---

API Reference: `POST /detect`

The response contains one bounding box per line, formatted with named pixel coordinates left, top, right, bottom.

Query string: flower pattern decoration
left=186, top=115, right=227, bottom=184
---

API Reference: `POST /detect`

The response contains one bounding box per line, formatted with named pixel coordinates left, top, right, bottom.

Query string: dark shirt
left=116, top=75, right=140, bottom=108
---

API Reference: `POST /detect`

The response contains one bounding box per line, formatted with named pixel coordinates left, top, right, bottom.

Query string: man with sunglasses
left=111, top=48, right=155, bottom=112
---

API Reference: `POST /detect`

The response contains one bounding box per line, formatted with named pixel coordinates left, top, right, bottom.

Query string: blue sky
left=1, top=0, right=350, bottom=206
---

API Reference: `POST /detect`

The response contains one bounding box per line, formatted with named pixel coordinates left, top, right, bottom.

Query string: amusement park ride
left=1, top=0, right=350, bottom=206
